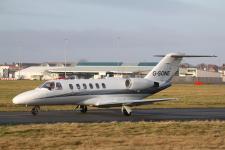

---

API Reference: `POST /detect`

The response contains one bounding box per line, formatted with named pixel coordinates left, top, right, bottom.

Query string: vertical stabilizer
left=144, top=53, right=216, bottom=83
left=145, top=53, right=183, bottom=82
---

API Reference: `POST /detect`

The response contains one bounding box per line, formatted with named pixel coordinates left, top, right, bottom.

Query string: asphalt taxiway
left=1, top=108, right=225, bottom=124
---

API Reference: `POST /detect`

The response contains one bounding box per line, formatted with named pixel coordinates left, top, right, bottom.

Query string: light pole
left=17, top=41, right=22, bottom=80
left=64, top=38, right=69, bottom=78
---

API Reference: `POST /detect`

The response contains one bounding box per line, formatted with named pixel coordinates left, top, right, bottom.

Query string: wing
left=123, top=98, right=177, bottom=106
left=83, top=98, right=177, bottom=107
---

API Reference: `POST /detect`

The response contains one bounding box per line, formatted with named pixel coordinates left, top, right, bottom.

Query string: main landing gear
left=80, top=105, right=87, bottom=113
left=75, top=105, right=88, bottom=113
left=121, top=105, right=132, bottom=116
left=31, top=105, right=40, bottom=116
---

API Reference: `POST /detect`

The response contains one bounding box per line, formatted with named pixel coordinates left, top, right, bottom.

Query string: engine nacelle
left=125, top=78, right=158, bottom=90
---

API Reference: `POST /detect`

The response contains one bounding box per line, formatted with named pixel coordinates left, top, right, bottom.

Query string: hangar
left=12, top=62, right=224, bottom=84
left=15, top=62, right=157, bottom=80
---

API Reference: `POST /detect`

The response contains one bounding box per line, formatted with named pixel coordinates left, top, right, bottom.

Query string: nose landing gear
left=31, top=105, right=40, bottom=116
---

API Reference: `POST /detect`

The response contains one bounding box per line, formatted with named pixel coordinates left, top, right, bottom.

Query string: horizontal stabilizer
left=154, top=54, right=217, bottom=58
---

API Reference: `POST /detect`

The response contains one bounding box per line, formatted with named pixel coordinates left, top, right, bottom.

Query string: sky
left=0, top=0, right=225, bottom=65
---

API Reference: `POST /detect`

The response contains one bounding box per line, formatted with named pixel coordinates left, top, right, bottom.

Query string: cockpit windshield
left=40, top=82, right=55, bottom=90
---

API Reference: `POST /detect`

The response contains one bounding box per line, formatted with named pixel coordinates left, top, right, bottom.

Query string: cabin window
left=89, top=83, right=93, bottom=89
left=69, top=84, right=73, bottom=90
left=83, top=83, right=87, bottom=89
left=102, top=83, right=106, bottom=89
left=125, top=79, right=131, bottom=88
left=55, top=82, right=63, bottom=90
left=76, top=84, right=80, bottom=90
left=41, top=82, right=55, bottom=90
left=95, top=83, right=100, bottom=89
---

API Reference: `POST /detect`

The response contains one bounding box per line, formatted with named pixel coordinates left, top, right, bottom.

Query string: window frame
left=69, top=84, right=73, bottom=90
left=40, top=82, right=55, bottom=90
left=95, top=83, right=100, bottom=89
left=89, top=83, right=93, bottom=89
left=76, top=84, right=81, bottom=90
left=102, top=83, right=106, bottom=89
left=83, top=83, right=87, bottom=89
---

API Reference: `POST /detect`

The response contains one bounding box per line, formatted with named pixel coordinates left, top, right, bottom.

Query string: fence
left=172, top=76, right=223, bottom=84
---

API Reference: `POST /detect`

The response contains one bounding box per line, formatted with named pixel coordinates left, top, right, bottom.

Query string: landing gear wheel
left=80, top=105, right=87, bottom=113
left=122, top=109, right=131, bottom=116
left=31, top=106, right=40, bottom=116
left=122, top=106, right=132, bottom=116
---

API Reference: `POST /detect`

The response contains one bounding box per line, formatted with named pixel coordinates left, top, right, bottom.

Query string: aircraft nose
left=12, top=94, right=25, bottom=105
left=12, top=90, right=36, bottom=105
left=12, top=89, right=47, bottom=105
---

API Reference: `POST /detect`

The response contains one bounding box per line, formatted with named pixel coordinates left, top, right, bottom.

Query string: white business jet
left=12, top=53, right=216, bottom=116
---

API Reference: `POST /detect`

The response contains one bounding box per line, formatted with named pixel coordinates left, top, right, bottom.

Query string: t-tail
left=144, top=53, right=217, bottom=83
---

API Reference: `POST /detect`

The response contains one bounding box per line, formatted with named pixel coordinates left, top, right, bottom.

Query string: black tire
left=31, top=107, right=38, bottom=116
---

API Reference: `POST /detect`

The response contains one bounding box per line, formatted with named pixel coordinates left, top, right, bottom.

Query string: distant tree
left=196, top=63, right=207, bottom=71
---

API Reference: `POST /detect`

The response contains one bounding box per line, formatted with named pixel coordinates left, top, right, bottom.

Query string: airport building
left=0, top=66, right=9, bottom=78
left=15, top=66, right=64, bottom=80
left=1, top=62, right=224, bottom=83
left=220, top=64, right=225, bottom=82
left=175, top=67, right=223, bottom=84
left=14, top=62, right=157, bottom=80
left=179, top=68, right=221, bottom=78
left=0, top=65, right=19, bottom=79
